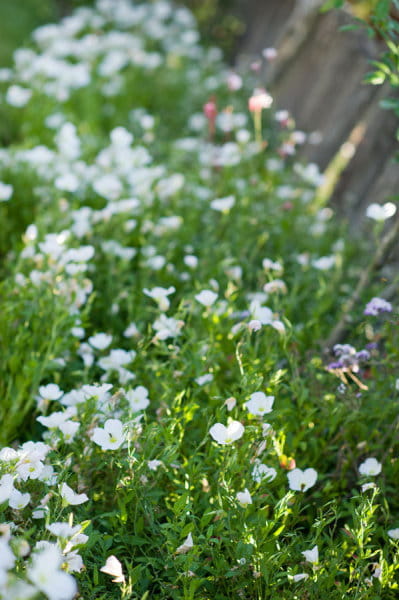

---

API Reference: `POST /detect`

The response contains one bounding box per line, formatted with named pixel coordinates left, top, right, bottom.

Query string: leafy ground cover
left=0, top=1, right=398, bottom=598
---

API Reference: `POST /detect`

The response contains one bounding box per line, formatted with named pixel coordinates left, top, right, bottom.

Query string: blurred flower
left=38, top=384, right=63, bottom=401
left=88, top=333, right=113, bottom=350
left=210, top=195, right=235, bottom=213
left=361, top=482, right=376, bottom=492
left=8, top=489, right=30, bottom=510
left=262, top=47, right=277, bottom=61
left=0, top=182, right=13, bottom=201
left=388, top=528, right=399, bottom=540
left=6, top=85, right=32, bottom=107
left=153, top=314, right=184, bottom=340
left=227, top=72, right=242, bottom=91
left=28, top=545, right=77, bottom=600
left=195, top=290, right=218, bottom=307
left=364, top=297, right=392, bottom=316
left=366, top=202, right=396, bottom=221
left=195, top=373, right=213, bottom=386
left=248, top=319, right=262, bottom=332
left=143, top=286, right=175, bottom=311
left=224, top=397, right=236, bottom=411
left=290, top=573, right=309, bottom=582
left=248, top=89, right=273, bottom=113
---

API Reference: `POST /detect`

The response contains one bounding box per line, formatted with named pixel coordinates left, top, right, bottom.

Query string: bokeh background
left=0, top=0, right=378, bottom=67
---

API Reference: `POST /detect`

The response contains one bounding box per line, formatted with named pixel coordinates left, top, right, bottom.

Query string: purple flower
left=327, top=361, right=343, bottom=370
left=356, top=350, right=370, bottom=363
left=364, top=297, right=392, bottom=316
left=333, top=344, right=356, bottom=357
left=365, top=342, right=378, bottom=350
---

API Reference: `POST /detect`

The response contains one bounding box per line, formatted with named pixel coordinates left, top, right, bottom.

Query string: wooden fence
left=234, top=0, right=398, bottom=232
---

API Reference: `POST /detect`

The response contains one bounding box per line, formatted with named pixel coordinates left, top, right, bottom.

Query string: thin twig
left=325, top=216, right=399, bottom=349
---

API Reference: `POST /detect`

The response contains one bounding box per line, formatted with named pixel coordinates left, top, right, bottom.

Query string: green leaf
left=380, top=98, right=399, bottom=111
left=320, top=0, right=344, bottom=12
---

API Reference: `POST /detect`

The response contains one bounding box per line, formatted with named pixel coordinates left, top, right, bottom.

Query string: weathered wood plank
left=270, top=10, right=380, bottom=169
left=331, top=86, right=398, bottom=224
left=236, top=0, right=296, bottom=57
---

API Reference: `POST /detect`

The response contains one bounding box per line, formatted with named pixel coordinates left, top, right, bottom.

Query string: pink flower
left=248, top=89, right=273, bottom=113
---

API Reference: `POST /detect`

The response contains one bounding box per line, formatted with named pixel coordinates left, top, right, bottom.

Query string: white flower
left=8, top=489, right=30, bottom=510
left=264, top=256, right=284, bottom=273
left=263, top=279, right=287, bottom=294
left=245, top=392, right=274, bottom=416
left=123, top=322, right=139, bottom=337
left=28, top=545, right=77, bottom=600
left=210, top=195, right=235, bottom=212
left=388, top=528, right=399, bottom=540
left=195, top=290, right=218, bottom=307
left=290, top=573, right=309, bottom=582
left=366, top=202, right=397, bottom=221
left=37, top=407, right=76, bottom=429
left=361, top=482, right=376, bottom=492
left=60, top=482, right=89, bottom=505
left=64, top=550, right=84, bottom=573
left=47, top=522, right=81, bottom=539
left=0, top=182, right=13, bottom=201
left=312, top=256, right=336, bottom=270
left=248, top=319, right=262, bottom=332
left=3, top=580, right=36, bottom=600
left=301, top=545, right=319, bottom=565
left=262, top=423, right=272, bottom=436
left=100, top=555, right=125, bottom=583
left=195, top=373, right=213, bottom=386
left=0, top=537, right=15, bottom=571
left=184, top=255, right=198, bottom=268
left=143, top=286, right=175, bottom=311
left=98, top=349, right=136, bottom=371
left=359, top=457, right=382, bottom=476
left=287, top=468, right=317, bottom=492
left=249, top=301, right=273, bottom=325
left=55, top=173, right=80, bottom=192
left=236, top=488, right=252, bottom=507
left=271, top=320, right=286, bottom=333
left=252, top=462, right=277, bottom=483
left=6, top=85, right=32, bottom=107
left=224, top=397, right=236, bottom=411
left=209, top=421, right=244, bottom=445
left=59, top=420, right=80, bottom=443
left=148, top=460, right=162, bottom=471
left=248, top=89, right=273, bottom=112
left=262, top=47, right=277, bottom=61
left=93, top=174, right=123, bottom=201
left=153, top=314, right=184, bottom=340
left=91, top=419, right=125, bottom=450
left=88, top=333, right=113, bottom=350
left=0, top=474, right=14, bottom=504
left=38, top=383, right=63, bottom=400
left=126, top=386, right=150, bottom=412
left=175, top=533, right=194, bottom=555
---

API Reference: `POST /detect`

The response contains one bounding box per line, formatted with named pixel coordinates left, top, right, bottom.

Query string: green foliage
left=0, top=1, right=398, bottom=599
